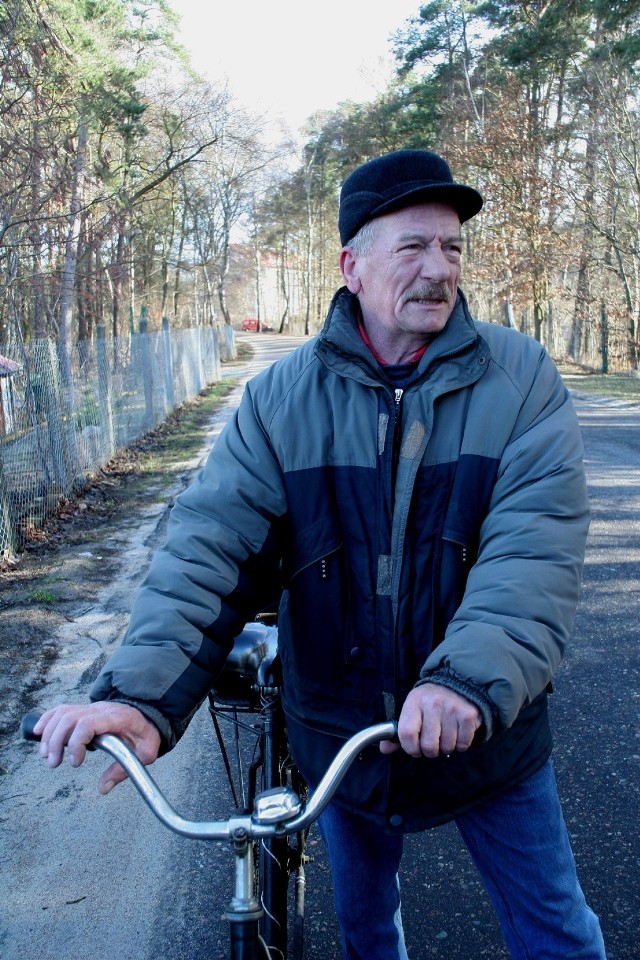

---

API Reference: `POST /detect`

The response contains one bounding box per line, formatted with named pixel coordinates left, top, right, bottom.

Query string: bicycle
left=22, top=619, right=397, bottom=960
left=207, top=619, right=309, bottom=959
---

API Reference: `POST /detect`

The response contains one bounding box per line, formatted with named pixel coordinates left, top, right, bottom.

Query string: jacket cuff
left=414, top=668, right=497, bottom=741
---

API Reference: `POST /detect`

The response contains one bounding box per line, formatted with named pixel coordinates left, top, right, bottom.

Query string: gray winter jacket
left=92, top=287, right=590, bottom=829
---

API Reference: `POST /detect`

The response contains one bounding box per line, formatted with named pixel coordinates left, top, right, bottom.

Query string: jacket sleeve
left=89, top=379, right=288, bottom=749
left=420, top=351, right=590, bottom=735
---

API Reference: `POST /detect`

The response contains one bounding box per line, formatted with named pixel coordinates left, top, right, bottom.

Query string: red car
left=241, top=318, right=273, bottom=332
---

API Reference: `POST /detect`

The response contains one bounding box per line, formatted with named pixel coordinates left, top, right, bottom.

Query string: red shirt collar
left=357, top=316, right=429, bottom=366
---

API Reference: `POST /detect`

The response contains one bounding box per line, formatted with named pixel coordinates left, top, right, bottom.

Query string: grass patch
left=560, top=372, right=640, bottom=401
left=29, top=588, right=57, bottom=604
left=134, top=379, right=238, bottom=473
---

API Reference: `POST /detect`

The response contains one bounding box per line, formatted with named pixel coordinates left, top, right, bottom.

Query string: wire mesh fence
left=0, top=321, right=222, bottom=558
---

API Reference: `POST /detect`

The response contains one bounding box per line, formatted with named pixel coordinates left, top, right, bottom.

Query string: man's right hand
left=34, top=702, right=161, bottom=795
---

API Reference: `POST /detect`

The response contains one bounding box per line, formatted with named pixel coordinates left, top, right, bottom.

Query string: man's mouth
left=403, top=283, right=450, bottom=305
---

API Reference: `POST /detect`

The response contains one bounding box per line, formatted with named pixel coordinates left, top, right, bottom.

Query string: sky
left=169, top=0, right=421, bottom=140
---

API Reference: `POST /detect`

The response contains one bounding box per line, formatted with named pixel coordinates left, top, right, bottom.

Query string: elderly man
left=36, top=150, right=606, bottom=959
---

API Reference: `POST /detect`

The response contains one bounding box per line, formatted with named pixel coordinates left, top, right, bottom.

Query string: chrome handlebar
left=22, top=713, right=397, bottom=841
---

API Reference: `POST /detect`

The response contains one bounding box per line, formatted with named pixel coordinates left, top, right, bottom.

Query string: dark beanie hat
left=338, top=149, right=483, bottom=245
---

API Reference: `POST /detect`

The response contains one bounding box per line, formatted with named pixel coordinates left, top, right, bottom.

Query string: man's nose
left=419, top=246, right=451, bottom=281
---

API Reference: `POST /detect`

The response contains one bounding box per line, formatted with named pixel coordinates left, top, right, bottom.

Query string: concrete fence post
left=96, top=324, right=115, bottom=454
left=138, top=313, right=154, bottom=429
left=162, top=316, right=175, bottom=412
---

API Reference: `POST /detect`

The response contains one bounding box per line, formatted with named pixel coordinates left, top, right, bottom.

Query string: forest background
left=3, top=0, right=640, bottom=372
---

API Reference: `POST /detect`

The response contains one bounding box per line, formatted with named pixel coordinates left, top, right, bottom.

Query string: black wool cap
left=338, top=149, right=483, bottom=245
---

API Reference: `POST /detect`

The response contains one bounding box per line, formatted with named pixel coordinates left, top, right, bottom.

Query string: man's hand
left=379, top=683, right=481, bottom=758
left=34, top=702, right=161, bottom=794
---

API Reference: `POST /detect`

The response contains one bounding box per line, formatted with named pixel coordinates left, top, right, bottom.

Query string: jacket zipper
left=391, top=388, right=403, bottom=501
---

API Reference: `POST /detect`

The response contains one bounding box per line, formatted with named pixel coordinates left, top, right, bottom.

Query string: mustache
left=402, top=282, right=451, bottom=305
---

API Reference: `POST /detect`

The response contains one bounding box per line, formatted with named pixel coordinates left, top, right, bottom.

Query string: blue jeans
left=318, top=761, right=606, bottom=960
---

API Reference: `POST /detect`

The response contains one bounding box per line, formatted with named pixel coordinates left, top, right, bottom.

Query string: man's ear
left=340, top=247, right=362, bottom=294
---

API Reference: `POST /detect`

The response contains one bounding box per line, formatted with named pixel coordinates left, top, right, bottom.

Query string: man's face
left=340, top=203, right=463, bottom=342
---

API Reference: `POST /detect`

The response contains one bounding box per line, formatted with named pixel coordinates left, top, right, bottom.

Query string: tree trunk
left=277, top=233, right=290, bottom=333
left=217, top=231, right=232, bottom=326
left=111, top=226, right=125, bottom=341
left=570, top=21, right=603, bottom=362
left=58, top=112, right=89, bottom=385
left=31, top=134, right=47, bottom=339
left=172, top=203, right=188, bottom=320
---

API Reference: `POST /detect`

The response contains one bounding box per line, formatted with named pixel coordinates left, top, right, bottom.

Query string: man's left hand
left=379, top=683, right=481, bottom=758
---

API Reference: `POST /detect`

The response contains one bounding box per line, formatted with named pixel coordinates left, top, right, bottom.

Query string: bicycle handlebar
left=21, top=711, right=397, bottom=841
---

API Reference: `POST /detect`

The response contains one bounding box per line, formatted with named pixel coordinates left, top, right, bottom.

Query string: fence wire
left=0, top=323, right=221, bottom=557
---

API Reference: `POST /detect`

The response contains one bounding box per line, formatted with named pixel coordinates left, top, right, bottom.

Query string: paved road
left=397, top=392, right=640, bottom=960
left=2, top=338, right=638, bottom=960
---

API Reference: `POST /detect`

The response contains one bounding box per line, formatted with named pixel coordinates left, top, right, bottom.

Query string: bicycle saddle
left=224, top=621, right=279, bottom=682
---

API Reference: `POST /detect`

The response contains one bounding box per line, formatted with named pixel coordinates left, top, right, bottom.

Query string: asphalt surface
left=398, top=392, right=640, bottom=960
left=2, top=339, right=638, bottom=960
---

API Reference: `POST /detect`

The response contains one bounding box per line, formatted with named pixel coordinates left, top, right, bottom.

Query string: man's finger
left=99, top=761, right=128, bottom=795
left=40, top=712, right=76, bottom=766
left=433, top=717, right=457, bottom=757
left=455, top=713, right=481, bottom=751
left=399, top=710, right=440, bottom=757
left=33, top=708, right=56, bottom=736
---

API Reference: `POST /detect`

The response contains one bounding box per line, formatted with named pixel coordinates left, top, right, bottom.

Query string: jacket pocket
left=432, top=531, right=477, bottom=647
left=279, top=518, right=351, bottom=696
left=284, top=514, right=344, bottom=587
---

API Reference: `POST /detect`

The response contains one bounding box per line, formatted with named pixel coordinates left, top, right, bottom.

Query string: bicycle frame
left=207, top=621, right=303, bottom=956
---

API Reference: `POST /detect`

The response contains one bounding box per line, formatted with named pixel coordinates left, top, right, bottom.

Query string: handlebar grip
left=21, top=711, right=43, bottom=741
left=20, top=710, right=98, bottom=751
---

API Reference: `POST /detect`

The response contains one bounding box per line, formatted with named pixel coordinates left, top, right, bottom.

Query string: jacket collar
left=316, top=286, right=481, bottom=381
